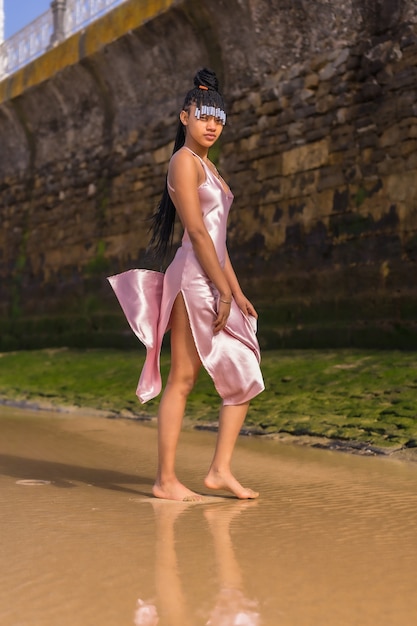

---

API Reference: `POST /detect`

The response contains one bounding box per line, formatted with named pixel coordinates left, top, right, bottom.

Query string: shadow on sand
left=0, top=453, right=153, bottom=495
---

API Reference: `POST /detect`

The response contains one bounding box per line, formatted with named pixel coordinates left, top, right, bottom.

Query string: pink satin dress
left=108, top=148, right=264, bottom=405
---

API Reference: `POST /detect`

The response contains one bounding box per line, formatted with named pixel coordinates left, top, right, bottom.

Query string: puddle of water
left=1, top=406, right=417, bottom=626
left=16, top=479, right=52, bottom=485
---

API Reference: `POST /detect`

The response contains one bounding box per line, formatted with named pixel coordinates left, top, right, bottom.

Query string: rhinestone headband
left=195, top=104, right=226, bottom=125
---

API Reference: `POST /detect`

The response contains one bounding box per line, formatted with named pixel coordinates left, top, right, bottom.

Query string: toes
left=242, top=490, right=259, bottom=500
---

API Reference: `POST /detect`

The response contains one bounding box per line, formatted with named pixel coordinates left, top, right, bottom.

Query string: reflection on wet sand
left=135, top=500, right=260, bottom=626
left=204, top=502, right=260, bottom=626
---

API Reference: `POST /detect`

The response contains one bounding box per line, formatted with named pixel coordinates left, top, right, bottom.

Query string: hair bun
left=193, top=68, right=219, bottom=92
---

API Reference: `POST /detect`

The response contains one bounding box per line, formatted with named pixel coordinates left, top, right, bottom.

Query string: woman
left=109, top=68, right=264, bottom=501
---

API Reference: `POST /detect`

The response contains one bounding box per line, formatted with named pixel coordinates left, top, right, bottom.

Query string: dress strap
left=182, top=146, right=204, bottom=163
left=182, top=146, right=212, bottom=186
left=182, top=146, right=210, bottom=173
left=181, top=146, right=232, bottom=196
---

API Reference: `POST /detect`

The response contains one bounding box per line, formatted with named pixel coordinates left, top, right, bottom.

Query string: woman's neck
left=184, top=138, right=209, bottom=160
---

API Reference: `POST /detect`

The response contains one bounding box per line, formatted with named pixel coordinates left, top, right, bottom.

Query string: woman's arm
left=168, top=150, right=232, bottom=333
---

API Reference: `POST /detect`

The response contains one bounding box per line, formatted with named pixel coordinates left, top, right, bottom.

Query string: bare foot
left=152, top=478, right=204, bottom=502
left=204, top=469, right=259, bottom=499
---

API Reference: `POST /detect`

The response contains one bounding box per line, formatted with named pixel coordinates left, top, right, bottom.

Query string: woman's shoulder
left=169, top=147, right=205, bottom=185
left=170, top=146, right=199, bottom=167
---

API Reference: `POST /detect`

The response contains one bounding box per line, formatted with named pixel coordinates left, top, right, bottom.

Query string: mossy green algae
left=0, top=348, right=416, bottom=450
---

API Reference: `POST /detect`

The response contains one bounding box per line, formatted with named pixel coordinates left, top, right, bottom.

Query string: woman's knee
left=167, top=371, right=197, bottom=398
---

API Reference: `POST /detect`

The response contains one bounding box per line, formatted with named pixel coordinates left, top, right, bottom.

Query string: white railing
left=0, top=0, right=128, bottom=80
left=64, top=0, right=127, bottom=37
left=0, top=10, right=53, bottom=78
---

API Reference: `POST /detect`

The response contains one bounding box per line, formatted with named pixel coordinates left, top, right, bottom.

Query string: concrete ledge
left=0, top=0, right=175, bottom=104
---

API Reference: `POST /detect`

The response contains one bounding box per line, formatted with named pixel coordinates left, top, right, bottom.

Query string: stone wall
left=1, top=0, right=417, bottom=349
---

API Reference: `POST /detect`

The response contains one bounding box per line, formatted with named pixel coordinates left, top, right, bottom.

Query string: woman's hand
left=213, top=297, right=232, bottom=334
left=234, top=294, right=258, bottom=319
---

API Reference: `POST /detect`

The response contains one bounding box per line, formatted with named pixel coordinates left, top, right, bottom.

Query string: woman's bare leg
left=152, top=293, right=203, bottom=501
left=204, top=403, right=259, bottom=499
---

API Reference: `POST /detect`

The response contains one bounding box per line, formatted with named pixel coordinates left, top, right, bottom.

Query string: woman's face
left=180, top=104, right=224, bottom=149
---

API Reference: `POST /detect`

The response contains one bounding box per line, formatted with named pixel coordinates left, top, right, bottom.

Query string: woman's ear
left=179, top=109, right=189, bottom=126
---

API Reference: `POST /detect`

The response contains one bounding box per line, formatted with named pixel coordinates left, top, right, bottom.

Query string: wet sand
left=1, top=406, right=417, bottom=626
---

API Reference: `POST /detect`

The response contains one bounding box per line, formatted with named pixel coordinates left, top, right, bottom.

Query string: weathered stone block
left=258, top=100, right=281, bottom=116
left=153, top=143, right=172, bottom=165
left=406, top=151, right=417, bottom=170
left=294, top=104, right=317, bottom=120
left=379, top=124, right=403, bottom=147
left=281, top=78, right=304, bottom=97
left=319, top=63, right=338, bottom=82
left=317, top=167, right=345, bottom=191
left=400, top=140, right=417, bottom=156
left=358, top=132, right=379, bottom=149
left=282, top=139, right=329, bottom=176
left=316, top=94, right=336, bottom=113
left=287, top=122, right=304, bottom=139
left=377, top=156, right=409, bottom=176
left=254, top=155, right=283, bottom=181
left=280, top=171, right=320, bottom=200
left=328, top=151, right=346, bottom=166
left=334, top=48, right=351, bottom=68
left=304, top=73, right=319, bottom=89
left=386, top=171, right=417, bottom=203
left=304, top=127, right=329, bottom=142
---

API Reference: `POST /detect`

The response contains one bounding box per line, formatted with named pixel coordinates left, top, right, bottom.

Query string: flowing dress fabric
left=108, top=150, right=265, bottom=405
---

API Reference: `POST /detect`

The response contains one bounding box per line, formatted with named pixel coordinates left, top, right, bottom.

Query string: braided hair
left=148, top=68, right=226, bottom=260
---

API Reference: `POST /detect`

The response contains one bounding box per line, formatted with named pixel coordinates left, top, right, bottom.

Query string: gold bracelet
left=220, top=299, right=232, bottom=304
